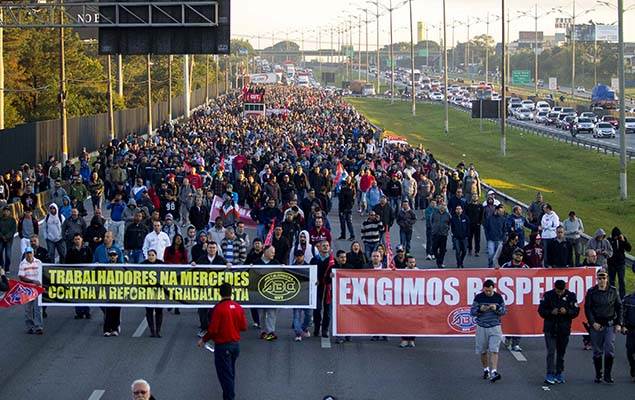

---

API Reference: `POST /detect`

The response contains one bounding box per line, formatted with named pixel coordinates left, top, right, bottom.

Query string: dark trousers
left=145, top=308, right=164, bottom=334
left=608, top=264, right=626, bottom=299
left=432, top=234, right=447, bottom=267
left=339, top=210, right=354, bottom=238
left=75, top=306, right=90, bottom=317
left=453, top=237, right=467, bottom=267
left=103, top=307, right=121, bottom=333
left=250, top=308, right=260, bottom=325
left=0, top=238, right=13, bottom=271
left=400, top=229, right=413, bottom=253
left=425, top=224, right=433, bottom=255
left=545, top=333, right=570, bottom=375
left=313, top=285, right=331, bottom=334
left=199, top=308, right=212, bottom=331
left=467, top=224, right=481, bottom=254
left=214, top=342, right=240, bottom=400
left=590, top=325, right=616, bottom=358
left=626, top=330, right=635, bottom=373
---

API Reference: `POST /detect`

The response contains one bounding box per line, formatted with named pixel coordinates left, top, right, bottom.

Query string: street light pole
left=358, top=15, right=362, bottom=80
left=618, top=0, right=627, bottom=199
left=365, top=9, right=369, bottom=78
left=501, top=0, right=507, bottom=156
left=0, top=8, right=4, bottom=130
left=59, top=1, right=68, bottom=162
left=571, top=0, right=576, bottom=96
left=443, top=0, right=449, bottom=134
left=485, top=13, right=490, bottom=84
left=534, top=3, right=539, bottom=95
left=409, top=0, right=415, bottom=116
left=389, top=0, right=395, bottom=104
left=376, top=2, right=380, bottom=94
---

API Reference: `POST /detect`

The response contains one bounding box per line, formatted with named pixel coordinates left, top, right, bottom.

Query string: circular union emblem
left=447, top=307, right=477, bottom=334
left=258, top=272, right=301, bottom=302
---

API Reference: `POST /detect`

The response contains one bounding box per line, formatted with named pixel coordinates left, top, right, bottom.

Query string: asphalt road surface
left=2, top=201, right=634, bottom=400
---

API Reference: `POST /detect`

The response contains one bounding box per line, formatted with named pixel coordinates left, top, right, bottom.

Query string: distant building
left=517, top=31, right=544, bottom=50
left=417, top=21, right=425, bottom=43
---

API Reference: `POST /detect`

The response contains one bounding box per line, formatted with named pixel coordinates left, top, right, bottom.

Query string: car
left=593, top=122, right=616, bottom=138
left=534, top=111, right=549, bottom=124
left=576, top=86, right=586, bottom=93
left=580, top=111, right=598, bottom=123
left=535, top=101, right=551, bottom=112
left=545, top=112, right=560, bottom=125
left=521, top=100, right=535, bottom=110
left=625, top=117, right=635, bottom=134
left=561, top=107, right=576, bottom=116
left=509, top=97, right=522, bottom=105
left=601, top=115, right=619, bottom=129
left=429, top=92, right=444, bottom=101
left=552, top=106, right=563, bottom=115
left=571, top=117, right=595, bottom=135
left=515, top=107, right=534, bottom=120
left=508, top=103, right=523, bottom=116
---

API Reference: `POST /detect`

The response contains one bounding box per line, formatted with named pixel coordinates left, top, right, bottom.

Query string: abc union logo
left=258, top=272, right=300, bottom=302
left=447, top=307, right=477, bottom=334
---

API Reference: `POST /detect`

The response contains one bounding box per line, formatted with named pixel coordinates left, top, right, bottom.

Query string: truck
left=591, top=84, right=617, bottom=109
left=349, top=80, right=376, bottom=96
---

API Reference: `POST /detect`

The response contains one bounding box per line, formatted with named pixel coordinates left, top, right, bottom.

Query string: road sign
left=511, top=70, right=531, bottom=86
left=417, top=48, right=428, bottom=57
left=549, top=77, right=558, bottom=91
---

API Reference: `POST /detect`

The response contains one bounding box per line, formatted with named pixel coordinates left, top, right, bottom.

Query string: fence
left=0, top=82, right=225, bottom=172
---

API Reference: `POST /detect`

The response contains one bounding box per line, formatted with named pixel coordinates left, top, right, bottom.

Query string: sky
left=231, top=0, right=635, bottom=50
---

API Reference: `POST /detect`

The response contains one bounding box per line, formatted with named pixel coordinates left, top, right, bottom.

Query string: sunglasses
left=597, top=277, right=607, bottom=280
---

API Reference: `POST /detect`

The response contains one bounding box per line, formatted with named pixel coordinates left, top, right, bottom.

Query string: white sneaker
left=431, top=255, right=436, bottom=260
left=426, top=255, right=432, bottom=260
left=512, top=345, right=522, bottom=352
left=197, top=330, right=207, bottom=338
left=294, top=335, right=302, bottom=342
left=302, top=330, right=311, bottom=338
left=111, top=330, right=119, bottom=337
left=103, top=331, right=111, bottom=337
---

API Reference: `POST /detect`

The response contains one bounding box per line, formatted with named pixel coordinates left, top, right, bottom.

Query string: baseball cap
left=487, top=190, right=495, bottom=196
left=23, top=246, right=34, bottom=255
left=597, top=268, right=608, bottom=277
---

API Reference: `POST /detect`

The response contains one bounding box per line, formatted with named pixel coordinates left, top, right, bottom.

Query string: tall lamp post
left=443, top=0, right=449, bottom=134
left=501, top=0, right=506, bottom=156
left=408, top=0, right=416, bottom=116
left=517, top=6, right=557, bottom=95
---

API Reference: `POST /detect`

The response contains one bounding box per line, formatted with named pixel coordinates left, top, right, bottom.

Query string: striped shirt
left=361, top=220, right=382, bottom=244
left=19, top=258, right=42, bottom=282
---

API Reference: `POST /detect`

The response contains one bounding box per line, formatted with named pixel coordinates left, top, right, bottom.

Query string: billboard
left=248, top=73, right=279, bottom=84
left=555, top=17, right=572, bottom=29
left=417, top=21, right=425, bottom=42
left=595, top=24, right=618, bottom=42
left=518, top=31, right=544, bottom=43
left=549, top=77, right=558, bottom=91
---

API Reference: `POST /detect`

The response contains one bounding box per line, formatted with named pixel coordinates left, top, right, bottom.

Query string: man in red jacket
left=197, top=283, right=247, bottom=400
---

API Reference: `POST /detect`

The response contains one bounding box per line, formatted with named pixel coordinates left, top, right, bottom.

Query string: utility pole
left=168, top=55, right=173, bottom=120
left=465, top=16, right=470, bottom=76
left=451, top=20, right=455, bottom=72
left=443, top=0, right=449, bottom=134
left=571, top=0, right=576, bottom=96
left=485, top=13, right=490, bottom=84
left=349, top=16, right=353, bottom=81
left=357, top=15, right=362, bottom=80
left=146, top=54, right=152, bottom=135
left=534, top=3, right=538, bottom=95
left=107, top=55, right=114, bottom=140
left=409, top=0, right=416, bottom=116
left=364, top=8, right=369, bottom=78
left=184, top=55, right=191, bottom=118
left=330, top=27, right=334, bottom=64
left=618, top=0, right=627, bottom=199
left=425, top=25, right=429, bottom=69
left=389, top=0, right=394, bottom=104
left=215, top=55, right=219, bottom=97
left=117, top=55, right=123, bottom=99
left=205, top=55, right=210, bottom=103
left=501, top=0, right=507, bottom=156
left=0, top=8, right=4, bottom=130
left=59, top=1, right=68, bottom=162
left=376, top=2, right=380, bottom=94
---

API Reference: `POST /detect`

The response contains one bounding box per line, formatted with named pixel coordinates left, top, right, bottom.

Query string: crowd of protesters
left=2, top=85, right=635, bottom=385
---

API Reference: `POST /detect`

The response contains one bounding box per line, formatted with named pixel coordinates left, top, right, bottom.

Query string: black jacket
left=124, top=222, right=149, bottom=251
left=584, top=285, right=622, bottom=326
left=373, top=203, right=395, bottom=228
left=196, top=254, right=227, bottom=265
left=346, top=250, right=367, bottom=269
left=608, top=229, right=632, bottom=267
left=538, top=289, right=580, bottom=335
left=623, top=294, right=635, bottom=328
left=547, top=239, right=572, bottom=267
left=338, top=186, right=355, bottom=213
left=66, top=245, right=93, bottom=264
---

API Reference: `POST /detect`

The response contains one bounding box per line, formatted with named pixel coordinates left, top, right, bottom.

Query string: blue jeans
left=364, top=242, right=377, bottom=260
left=25, top=300, right=43, bottom=330
left=0, top=238, right=13, bottom=271
left=453, top=237, right=468, bottom=267
left=257, top=224, right=267, bottom=241
left=487, top=240, right=502, bottom=268
left=214, top=342, right=240, bottom=400
left=292, top=309, right=312, bottom=335
left=400, top=229, right=413, bottom=253
left=127, top=250, right=144, bottom=264
left=46, top=239, right=66, bottom=263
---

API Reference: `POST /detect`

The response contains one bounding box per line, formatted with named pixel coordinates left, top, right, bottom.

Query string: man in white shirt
left=18, top=247, right=44, bottom=335
left=540, top=204, right=560, bottom=267
left=142, top=221, right=171, bottom=261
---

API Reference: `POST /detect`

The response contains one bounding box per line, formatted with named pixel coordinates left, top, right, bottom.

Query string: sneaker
left=512, top=345, right=522, bottom=352
left=544, top=374, right=556, bottom=385
left=111, top=330, right=119, bottom=337
left=431, top=255, right=436, bottom=260
left=302, top=330, right=311, bottom=338
left=103, top=331, right=112, bottom=337
left=482, top=369, right=490, bottom=380
left=259, top=332, right=268, bottom=339
left=337, top=236, right=346, bottom=240
left=345, top=336, right=352, bottom=342
left=35, top=328, right=44, bottom=335
left=554, top=373, right=565, bottom=384
left=335, top=338, right=345, bottom=344
left=408, top=341, right=416, bottom=348
left=265, top=333, right=278, bottom=341
left=490, top=371, right=501, bottom=383
left=426, top=255, right=431, bottom=260
left=322, top=332, right=329, bottom=338
left=399, top=340, right=408, bottom=348
left=438, top=264, right=445, bottom=269
left=294, top=335, right=302, bottom=342
left=252, top=322, right=260, bottom=328
left=197, top=330, right=207, bottom=338
left=584, top=343, right=592, bottom=351
left=370, top=336, right=379, bottom=341
left=474, top=253, right=480, bottom=257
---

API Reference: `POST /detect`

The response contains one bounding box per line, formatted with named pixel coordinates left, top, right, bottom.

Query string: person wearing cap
left=18, top=246, right=44, bottom=334
left=470, top=279, right=507, bottom=383
left=161, top=213, right=180, bottom=242
left=393, top=245, right=407, bottom=269
left=584, top=269, right=622, bottom=383
left=538, top=279, right=580, bottom=384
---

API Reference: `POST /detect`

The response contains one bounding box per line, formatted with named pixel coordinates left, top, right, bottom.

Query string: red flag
left=0, top=279, right=44, bottom=309
left=218, top=155, right=225, bottom=172
left=385, top=231, right=395, bottom=270
left=263, top=218, right=276, bottom=246
left=325, top=252, right=336, bottom=304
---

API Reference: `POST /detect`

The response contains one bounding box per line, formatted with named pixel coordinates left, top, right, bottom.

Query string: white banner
left=549, top=77, right=558, bottom=91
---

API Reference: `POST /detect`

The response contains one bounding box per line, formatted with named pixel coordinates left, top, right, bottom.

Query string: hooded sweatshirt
left=540, top=211, right=560, bottom=240
left=289, top=230, right=316, bottom=264
left=59, top=195, right=72, bottom=219
left=587, top=228, right=614, bottom=267
left=608, top=227, right=632, bottom=267
left=44, top=203, right=65, bottom=242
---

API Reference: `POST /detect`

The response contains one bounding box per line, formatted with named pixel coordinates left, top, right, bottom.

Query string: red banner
left=0, top=279, right=45, bottom=308
left=209, top=195, right=256, bottom=227
left=333, top=267, right=598, bottom=337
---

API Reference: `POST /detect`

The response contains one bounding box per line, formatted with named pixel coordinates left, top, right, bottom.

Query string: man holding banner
left=18, top=247, right=44, bottom=335
left=470, top=279, right=507, bottom=383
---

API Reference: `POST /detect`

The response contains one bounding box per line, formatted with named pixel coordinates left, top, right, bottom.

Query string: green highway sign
left=512, top=70, right=531, bottom=86
left=417, top=49, right=428, bottom=57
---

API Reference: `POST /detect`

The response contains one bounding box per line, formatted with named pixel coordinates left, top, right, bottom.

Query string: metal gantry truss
left=0, top=1, right=219, bottom=28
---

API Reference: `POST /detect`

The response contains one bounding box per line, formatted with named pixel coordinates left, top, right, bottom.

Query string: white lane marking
left=508, top=348, right=527, bottom=362
left=132, top=319, right=148, bottom=337
left=88, top=390, right=105, bottom=400
left=321, top=337, right=332, bottom=349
